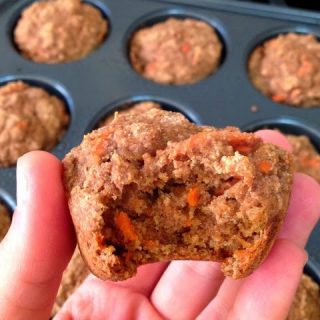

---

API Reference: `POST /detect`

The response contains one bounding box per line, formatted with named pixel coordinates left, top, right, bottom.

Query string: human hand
left=0, top=131, right=319, bottom=320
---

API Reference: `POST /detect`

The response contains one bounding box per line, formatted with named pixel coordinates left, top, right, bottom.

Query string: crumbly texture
left=14, top=0, right=108, bottom=64
left=288, top=274, right=320, bottom=320
left=0, top=203, right=10, bottom=241
left=130, top=18, right=222, bottom=85
left=52, top=247, right=89, bottom=316
left=100, top=101, right=162, bottom=127
left=248, top=33, right=320, bottom=107
left=0, top=81, right=69, bottom=167
left=63, top=109, right=294, bottom=281
left=286, top=134, right=320, bottom=183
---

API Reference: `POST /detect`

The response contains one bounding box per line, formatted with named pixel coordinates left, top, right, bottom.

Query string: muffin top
left=0, top=81, right=69, bottom=167
left=249, top=33, right=320, bottom=107
left=100, top=101, right=162, bottom=127
left=130, top=18, right=222, bottom=85
left=14, top=0, right=108, bottom=64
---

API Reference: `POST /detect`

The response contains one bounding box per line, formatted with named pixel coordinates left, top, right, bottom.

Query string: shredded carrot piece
left=272, top=94, right=286, bottom=103
left=257, top=160, right=272, bottom=173
left=301, top=157, right=320, bottom=168
left=183, top=217, right=193, bottom=227
left=297, top=60, right=313, bottom=77
left=16, top=120, right=28, bottom=130
left=187, top=187, right=201, bottom=207
left=181, top=43, right=190, bottom=53
left=144, top=240, right=159, bottom=249
left=114, top=212, right=138, bottom=241
left=233, top=145, right=252, bottom=155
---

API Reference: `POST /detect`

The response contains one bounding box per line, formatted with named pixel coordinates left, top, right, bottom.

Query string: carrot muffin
left=63, top=109, right=294, bottom=281
left=248, top=33, right=320, bottom=107
left=52, top=247, right=89, bottom=316
left=288, top=274, right=320, bottom=320
left=130, top=18, right=222, bottom=85
left=286, top=134, right=320, bottom=183
left=14, top=0, right=108, bottom=64
left=0, top=81, right=69, bottom=167
left=0, top=203, right=10, bottom=241
left=100, top=101, right=161, bottom=127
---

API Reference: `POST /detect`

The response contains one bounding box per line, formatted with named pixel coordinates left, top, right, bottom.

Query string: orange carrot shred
left=181, top=43, right=190, bottom=54
left=272, top=94, right=286, bottom=103
left=114, top=212, right=138, bottom=241
left=258, top=160, right=272, bottom=173
left=233, top=145, right=252, bottom=155
left=187, top=187, right=201, bottom=207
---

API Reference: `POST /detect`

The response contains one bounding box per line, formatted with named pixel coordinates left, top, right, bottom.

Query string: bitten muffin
left=248, top=33, right=320, bottom=107
left=288, top=274, right=320, bottom=320
left=100, top=101, right=162, bottom=127
left=14, top=0, right=108, bottom=64
left=52, top=247, right=89, bottom=316
left=286, top=134, right=320, bottom=183
left=0, top=203, right=10, bottom=241
left=130, top=18, right=222, bottom=85
left=63, top=109, right=294, bottom=281
left=0, top=81, right=69, bottom=167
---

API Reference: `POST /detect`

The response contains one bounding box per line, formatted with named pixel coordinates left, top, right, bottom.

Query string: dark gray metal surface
left=0, top=0, right=319, bottom=275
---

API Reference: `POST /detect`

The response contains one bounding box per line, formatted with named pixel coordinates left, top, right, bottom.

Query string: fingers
left=151, top=261, right=224, bottom=320
left=113, top=262, right=169, bottom=296
left=255, top=129, right=292, bottom=152
left=279, top=173, right=320, bottom=247
left=0, top=151, right=76, bottom=320
left=198, top=239, right=306, bottom=320
left=55, top=277, right=162, bottom=320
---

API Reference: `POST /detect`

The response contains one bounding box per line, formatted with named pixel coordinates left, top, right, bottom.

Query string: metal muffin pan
left=0, top=0, right=319, bottom=267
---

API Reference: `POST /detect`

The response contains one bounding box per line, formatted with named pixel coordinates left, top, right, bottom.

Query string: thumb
left=0, top=151, right=76, bottom=320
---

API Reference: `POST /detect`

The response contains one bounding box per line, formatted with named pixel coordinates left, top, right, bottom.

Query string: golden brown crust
left=14, top=0, right=108, bottom=64
left=130, top=18, right=222, bottom=85
left=100, top=101, right=162, bottom=127
left=63, top=109, right=294, bottom=281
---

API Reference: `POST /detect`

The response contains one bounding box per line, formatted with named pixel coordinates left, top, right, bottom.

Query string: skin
left=0, top=130, right=319, bottom=320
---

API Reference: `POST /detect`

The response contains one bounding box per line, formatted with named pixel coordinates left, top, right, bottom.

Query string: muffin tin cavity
left=126, top=8, right=227, bottom=85
left=0, top=75, right=73, bottom=167
left=11, top=0, right=110, bottom=64
left=242, top=117, right=320, bottom=151
left=305, top=258, right=320, bottom=286
left=0, top=75, right=74, bottom=121
left=87, top=96, right=200, bottom=132
left=247, top=28, right=320, bottom=109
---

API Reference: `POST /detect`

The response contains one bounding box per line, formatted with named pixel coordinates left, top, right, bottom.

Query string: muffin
left=52, top=247, right=89, bottom=315
left=63, top=109, right=294, bottom=281
left=288, top=274, right=320, bottom=320
left=0, top=203, right=10, bottom=241
left=0, top=81, right=69, bottom=167
left=100, top=101, right=162, bottom=127
left=286, top=134, right=320, bottom=183
left=14, top=0, right=108, bottom=64
left=130, top=18, right=222, bottom=85
left=248, top=33, right=320, bottom=107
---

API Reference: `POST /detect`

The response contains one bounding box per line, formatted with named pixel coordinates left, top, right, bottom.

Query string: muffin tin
left=0, top=0, right=320, bottom=269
